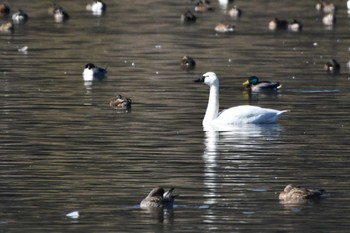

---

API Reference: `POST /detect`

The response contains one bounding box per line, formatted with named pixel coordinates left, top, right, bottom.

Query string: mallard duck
left=181, top=56, right=196, bottom=70
left=279, top=184, right=327, bottom=204
left=140, top=187, right=177, bottom=209
left=109, top=94, right=132, bottom=110
left=0, top=21, right=14, bottom=33
left=214, top=22, right=234, bottom=33
left=181, top=10, right=196, bottom=24
left=53, top=7, right=69, bottom=23
left=268, top=18, right=288, bottom=31
left=324, top=59, right=340, bottom=73
left=0, top=3, right=10, bottom=17
left=288, top=19, right=302, bottom=32
left=243, top=76, right=281, bottom=92
left=194, top=72, right=288, bottom=127
left=228, top=6, right=242, bottom=19
left=194, top=0, right=214, bottom=13
left=12, top=9, right=29, bottom=24
left=83, top=63, right=107, bottom=81
left=86, top=0, right=106, bottom=15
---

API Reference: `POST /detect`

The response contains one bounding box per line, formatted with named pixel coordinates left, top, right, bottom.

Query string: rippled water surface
left=1, top=0, right=350, bottom=232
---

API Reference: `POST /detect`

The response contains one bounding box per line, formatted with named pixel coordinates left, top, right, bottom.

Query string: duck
left=53, top=7, right=69, bottom=23
left=322, top=13, right=335, bottom=26
left=0, top=21, right=14, bottom=33
left=214, top=22, right=234, bottom=33
left=181, top=10, right=196, bottom=24
left=194, top=0, right=214, bottom=13
left=86, top=0, right=106, bottom=15
left=243, top=76, right=281, bottom=92
left=324, top=59, right=340, bottom=73
left=140, top=187, right=177, bottom=209
left=12, top=9, right=28, bottom=24
left=268, top=18, right=288, bottom=31
left=194, top=72, right=288, bottom=127
left=288, top=19, right=302, bottom=32
left=83, top=63, right=107, bottom=81
left=279, top=184, right=328, bottom=204
left=228, top=6, right=242, bottom=19
left=109, top=94, right=132, bottom=110
left=316, top=0, right=336, bottom=14
left=181, top=56, right=196, bottom=70
left=0, top=3, right=10, bottom=17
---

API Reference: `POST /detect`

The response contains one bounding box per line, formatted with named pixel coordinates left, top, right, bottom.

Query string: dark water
left=1, top=0, right=350, bottom=232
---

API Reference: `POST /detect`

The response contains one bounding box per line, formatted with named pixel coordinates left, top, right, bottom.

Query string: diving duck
left=288, top=19, right=302, bottom=32
left=0, top=21, right=14, bottom=33
left=324, top=59, right=340, bottom=73
left=268, top=18, right=288, bottom=31
left=228, top=6, right=242, bottom=19
left=86, top=0, right=106, bottom=15
left=181, top=56, right=196, bottom=70
left=0, top=3, right=10, bottom=17
left=109, top=94, right=132, bottom=110
left=194, top=0, right=214, bottom=13
left=83, top=63, right=107, bottom=81
left=279, top=184, right=328, bottom=204
left=214, top=22, right=234, bottom=33
left=181, top=10, right=196, bottom=24
left=316, top=0, right=336, bottom=14
left=53, top=7, right=69, bottom=23
left=140, top=187, right=177, bottom=209
left=12, top=9, right=29, bottom=24
left=243, top=76, right=281, bottom=92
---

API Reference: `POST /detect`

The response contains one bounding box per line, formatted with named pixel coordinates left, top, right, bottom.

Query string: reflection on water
left=203, top=125, right=281, bottom=205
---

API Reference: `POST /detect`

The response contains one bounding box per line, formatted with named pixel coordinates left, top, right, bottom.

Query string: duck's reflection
left=202, top=124, right=282, bottom=205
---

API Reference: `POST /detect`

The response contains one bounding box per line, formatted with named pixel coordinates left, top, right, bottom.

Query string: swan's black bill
left=194, top=77, right=205, bottom=83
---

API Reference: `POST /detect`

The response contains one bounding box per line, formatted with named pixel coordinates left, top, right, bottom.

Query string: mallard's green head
left=243, top=76, right=260, bottom=86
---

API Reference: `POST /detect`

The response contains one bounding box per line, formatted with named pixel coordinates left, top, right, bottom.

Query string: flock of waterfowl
left=1, top=0, right=336, bottom=212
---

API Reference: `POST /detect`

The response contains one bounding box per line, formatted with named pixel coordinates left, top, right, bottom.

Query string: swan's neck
left=203, top=83, right=219, bottom=125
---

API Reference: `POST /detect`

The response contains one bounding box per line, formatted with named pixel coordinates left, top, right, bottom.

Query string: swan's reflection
left=202, top=124, right=282, bottom=205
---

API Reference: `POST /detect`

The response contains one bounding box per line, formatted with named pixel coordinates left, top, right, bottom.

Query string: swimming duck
left=322, top=13, right=335, bottom=26
left=268, top=18, right=288, bottom=31
left=0, top=21, right=14, bottom=33
left=140, top=187, right=177, bottom=209
left=86, top=0, right=106, bottom=15
left=12, top=10, right=28, bottom=24
left=316, top=0, right=336, bottom=14
left=215, top=22, right=234, bottom=33
left=288, top=19, right=302, bottom=32
left=279, top=184, right=328, bottom=204
left=228, top=6, right=242, bottom=19
left=324, top=59, right=340, bottom=73
left=194, top=72, right=288, bottom=127
left=194, top=0, right=214, bottom=13
left=243, top=76, right=281, bottom=92
left=83, top=63, right=107, bottom=81
left=181, top=10, right=196, bottom=24
left=181, top=56, right=196, bottom=70
left=53, top=7, right=69, bottom=23
left=109, top=94, right=132, bottom=110
left=0, top=3, right=10, bottom=17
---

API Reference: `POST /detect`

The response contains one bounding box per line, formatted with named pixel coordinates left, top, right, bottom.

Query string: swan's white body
left=195, top=72, right=288, bottom=127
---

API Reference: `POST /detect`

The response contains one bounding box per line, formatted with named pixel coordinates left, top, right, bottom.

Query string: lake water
left=1, top=0, right=350, bottom=232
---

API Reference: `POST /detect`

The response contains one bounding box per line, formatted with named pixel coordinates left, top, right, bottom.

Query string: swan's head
left=194, top=72, right=219, bottom=86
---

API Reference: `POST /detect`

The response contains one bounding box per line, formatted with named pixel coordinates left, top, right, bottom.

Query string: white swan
left=195, top=72, right=288, bottom=127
